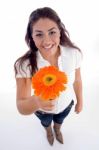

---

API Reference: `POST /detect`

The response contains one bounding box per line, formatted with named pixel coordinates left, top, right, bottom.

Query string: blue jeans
left=35, top=100, right=74, bottom=127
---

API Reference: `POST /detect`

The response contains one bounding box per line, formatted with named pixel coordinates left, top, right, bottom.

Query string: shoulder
left=60, top=45, right=82, bottom=69
left=61, top=45, right=82, bottom=56
left=15, top=59, right=31, bottom=72
left=15, top=59, right=32, bottom=78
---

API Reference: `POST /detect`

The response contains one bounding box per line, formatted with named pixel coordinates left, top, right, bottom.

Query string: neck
left=48, top=48, right=60, bottom=67
left=45, top=46, right=60, bottom=61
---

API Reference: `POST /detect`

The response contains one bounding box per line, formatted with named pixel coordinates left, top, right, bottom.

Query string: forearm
left=17, top=95, right=39, bottom=115
left=73, top=81, right=83, bottom=104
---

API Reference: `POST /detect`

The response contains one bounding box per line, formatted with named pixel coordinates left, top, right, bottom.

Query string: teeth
left=44, top=45, right=52, bottom=49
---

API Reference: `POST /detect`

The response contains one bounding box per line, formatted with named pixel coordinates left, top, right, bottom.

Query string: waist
left=36, top=99, right=74, bottom=115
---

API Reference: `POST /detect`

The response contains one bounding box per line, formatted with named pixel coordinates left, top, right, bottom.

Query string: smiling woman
left=32, top=18, right=60, bottom=60
left=14, top=7, right=83, bottom=146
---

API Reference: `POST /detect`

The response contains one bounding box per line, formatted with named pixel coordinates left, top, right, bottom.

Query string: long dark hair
left=14, top=7, right=81, bottom=76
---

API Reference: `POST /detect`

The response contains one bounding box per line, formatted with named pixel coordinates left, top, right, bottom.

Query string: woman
left=14, top=7, right=83, bottom=146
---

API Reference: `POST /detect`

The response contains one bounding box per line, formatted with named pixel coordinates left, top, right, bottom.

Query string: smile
left=43, top=45, right=54, bottom=50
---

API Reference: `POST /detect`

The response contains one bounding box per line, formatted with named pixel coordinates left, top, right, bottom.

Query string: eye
left=35, top=33, right=43, bottom=37
left=49, top=31, right=56, bottom=35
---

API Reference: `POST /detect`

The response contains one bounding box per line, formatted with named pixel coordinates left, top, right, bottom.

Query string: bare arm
left=73, top=68, right=83, bottom=113
left=16, top=78, right=55, bottom=115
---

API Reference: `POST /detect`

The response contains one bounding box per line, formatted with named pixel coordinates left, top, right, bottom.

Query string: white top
left=16, top=45, right=82, bottom=114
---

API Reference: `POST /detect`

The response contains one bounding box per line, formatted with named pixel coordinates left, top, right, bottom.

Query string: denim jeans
left=35, top=100, right=74, bottom=127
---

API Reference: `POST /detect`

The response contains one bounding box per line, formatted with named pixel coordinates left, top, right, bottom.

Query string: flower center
left=43, top=74, right=57, bottom=86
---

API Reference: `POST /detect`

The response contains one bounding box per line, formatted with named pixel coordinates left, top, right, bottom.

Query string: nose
left=42, top=34, right=52, bottom=45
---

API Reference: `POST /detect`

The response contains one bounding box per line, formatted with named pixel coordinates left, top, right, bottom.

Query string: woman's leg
left=35, top=111, right=54, bottom=145
left=53, top=100, right=74, bottom=144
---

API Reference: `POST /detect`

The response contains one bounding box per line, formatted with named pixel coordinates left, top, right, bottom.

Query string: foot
left=53, top=123, right=64, bottom=144
left=45, top=126, right=54, bottom=145
left=47, top=131, right=54, bottom=145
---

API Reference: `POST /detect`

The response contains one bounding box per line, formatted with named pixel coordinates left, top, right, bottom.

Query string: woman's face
left=32, top=18, right=60, bottom=58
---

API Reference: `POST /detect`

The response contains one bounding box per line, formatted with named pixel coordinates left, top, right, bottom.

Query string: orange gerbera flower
left=32, top=66, right=68, bottom=100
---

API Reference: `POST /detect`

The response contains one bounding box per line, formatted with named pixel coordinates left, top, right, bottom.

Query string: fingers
left=75, top=103, right=82, bottom=114
left=42, top=106, right=55, bottom=111
left=40, top=99, right=56, bottom=111
left=41, top=100, right=55, bottom=111
left=35, top=96, right=56, bottom=111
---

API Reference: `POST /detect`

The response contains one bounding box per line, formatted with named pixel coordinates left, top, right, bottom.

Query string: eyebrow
left=48, top=27, right=57, bottom=31
left=34, top=27, right=57, bottom=33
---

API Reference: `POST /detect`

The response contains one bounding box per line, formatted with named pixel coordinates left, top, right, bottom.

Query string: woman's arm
left=16, top=78, right=55, bottom=115
left=73, top=68, right=83, bottom=113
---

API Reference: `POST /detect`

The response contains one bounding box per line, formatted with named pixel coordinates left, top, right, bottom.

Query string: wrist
left=76, top=101, right=83, bottom=105
left=32, top=95, right=41, bottom=110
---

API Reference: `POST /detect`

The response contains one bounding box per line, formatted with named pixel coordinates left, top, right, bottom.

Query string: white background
left=0, top=0, right=99, bottom=150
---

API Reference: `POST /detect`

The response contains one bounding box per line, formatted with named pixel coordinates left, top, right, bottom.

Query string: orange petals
left=32, top=66, right=68, bottom=100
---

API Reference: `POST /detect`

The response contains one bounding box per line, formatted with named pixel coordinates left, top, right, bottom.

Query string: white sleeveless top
left=16, top=45, right=82, bottom=114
